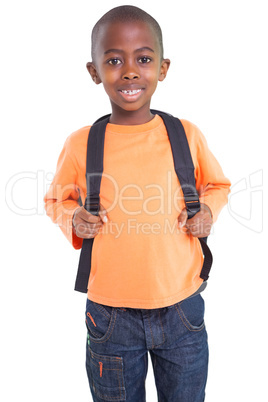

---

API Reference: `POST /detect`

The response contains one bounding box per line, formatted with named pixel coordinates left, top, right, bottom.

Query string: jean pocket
left=86, top=347, right=126, bottom=401
left=175, top=294, right=205, bottom=332
left=85, top=299, right=117, bottom=343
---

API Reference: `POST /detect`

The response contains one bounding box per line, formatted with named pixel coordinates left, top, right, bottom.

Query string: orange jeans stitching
left=87, top=312, right=97, bottom=327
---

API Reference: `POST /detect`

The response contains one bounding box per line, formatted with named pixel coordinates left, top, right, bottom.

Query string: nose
left=123, top=72, right=140, bottom=80
left=122, top=61, right=140, bottom=80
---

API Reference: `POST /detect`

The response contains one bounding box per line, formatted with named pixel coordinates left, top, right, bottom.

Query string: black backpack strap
left=75, top=110, right=213, bottom=293
left=151, top=110, right=213, bottom=281
left=74, top=116, right=109, bottom=293
left=198, top=237, right=213, bottom=281
left=151, top=110, right=200, bottom=218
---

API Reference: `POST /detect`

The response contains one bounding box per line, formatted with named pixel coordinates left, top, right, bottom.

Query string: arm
left=44, top=137, right=83, bottom=249
left=195, top=127, right=231, bottom=223
left=178, top=121, right=231, bottom=236
left=44, top=136, right=108, bottom=248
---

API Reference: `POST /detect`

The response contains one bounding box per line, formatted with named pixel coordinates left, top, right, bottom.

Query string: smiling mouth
left=120, top=89, right=142, bottom=95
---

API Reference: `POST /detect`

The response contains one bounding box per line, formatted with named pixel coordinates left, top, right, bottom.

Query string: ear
left=158, top=58, right=171, bottom=82
left=86, top=62, right=102, bottom=84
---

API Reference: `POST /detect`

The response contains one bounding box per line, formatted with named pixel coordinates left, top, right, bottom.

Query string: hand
left=72, top=204, right=108, bottom=239
left=177, top=203, right=213, bottom=238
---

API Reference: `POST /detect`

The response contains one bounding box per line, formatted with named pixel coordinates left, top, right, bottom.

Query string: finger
left=79, top=207, right=102, bottom=223
left=76, top=230, right=97, bottom=239
left=98, top=203, right=108, bottom=223
left=74, top=220, right=102, bottom=232
left=74, top=222, right=102, bottom=238
left=187, top=210, right=212, bottom=226
left=186, top=220, right=212, bottom=237
left=200, top=203, right=213, bottom=219
left=72, top=207, right=82, bottom=228
left=186, top=218, right=206, bottom=229
left=185, top=212, right=202, bottom=226
left=177, top=208, right=188, bottom=228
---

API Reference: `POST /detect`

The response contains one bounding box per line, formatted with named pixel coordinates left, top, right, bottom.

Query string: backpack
left=74, top=110, right=213, bottom=293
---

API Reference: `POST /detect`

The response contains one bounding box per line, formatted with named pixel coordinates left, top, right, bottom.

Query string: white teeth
left=121, top=89, right=142, bottom=95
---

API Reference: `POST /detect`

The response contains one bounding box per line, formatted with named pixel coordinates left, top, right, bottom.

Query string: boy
left=44, top=5, right=231, bottom=401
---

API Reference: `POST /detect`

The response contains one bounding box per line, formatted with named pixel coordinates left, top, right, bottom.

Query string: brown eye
left=138, top=57, right=151, bottom=64
left=108, top=58, right=121, bottom=65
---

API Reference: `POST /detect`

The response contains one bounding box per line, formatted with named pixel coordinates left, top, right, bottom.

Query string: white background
left=1, top=0, right=267, bottom=401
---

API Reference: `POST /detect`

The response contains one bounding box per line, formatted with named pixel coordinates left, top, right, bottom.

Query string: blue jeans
left=85, top=294, right=208, bottom=401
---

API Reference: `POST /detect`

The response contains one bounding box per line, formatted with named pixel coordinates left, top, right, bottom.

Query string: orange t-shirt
left=44, top=114, right=231, bottom=308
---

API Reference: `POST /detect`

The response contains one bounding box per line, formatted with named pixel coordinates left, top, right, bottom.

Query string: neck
left=109, top=105, right=154, bottom=125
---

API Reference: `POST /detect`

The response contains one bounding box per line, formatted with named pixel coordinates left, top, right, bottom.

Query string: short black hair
left=91, top=5, right=164, bottom=62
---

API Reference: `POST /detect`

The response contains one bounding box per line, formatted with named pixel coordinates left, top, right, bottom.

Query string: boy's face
left=87, top=21, right=170, bottom=124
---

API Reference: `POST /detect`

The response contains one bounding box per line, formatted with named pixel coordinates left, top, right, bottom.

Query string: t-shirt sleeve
left=181, top=119, right=231, bottom=223
left=44, top=136, right=83, bottom=249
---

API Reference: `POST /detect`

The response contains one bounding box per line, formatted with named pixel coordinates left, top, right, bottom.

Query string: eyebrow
left=104, top=47, right=155, bottom=55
